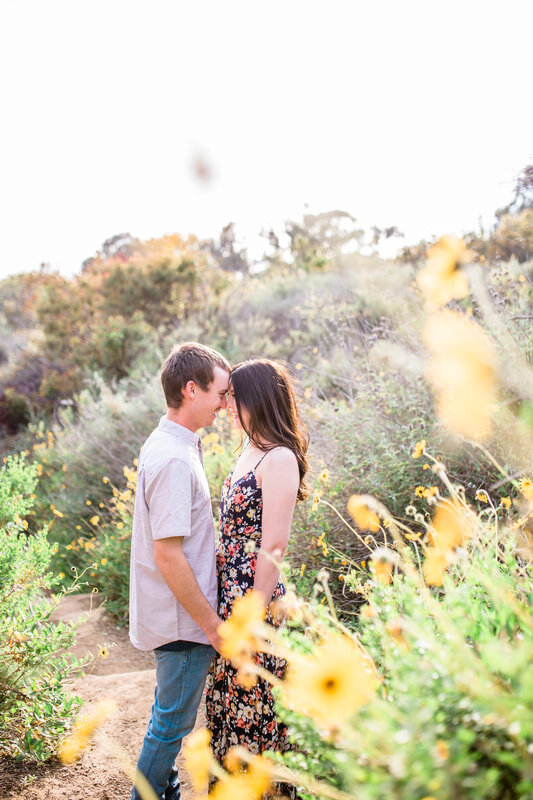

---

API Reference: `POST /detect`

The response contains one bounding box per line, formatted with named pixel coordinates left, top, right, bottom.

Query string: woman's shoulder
left=261, top=446, right=298, bottom=472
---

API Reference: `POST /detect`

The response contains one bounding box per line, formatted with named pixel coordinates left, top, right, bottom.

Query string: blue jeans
left=131, top=644, right=215, bottom=800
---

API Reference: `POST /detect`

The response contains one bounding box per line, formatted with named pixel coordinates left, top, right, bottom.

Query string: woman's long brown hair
left=230, top=359, right=309, bottom=500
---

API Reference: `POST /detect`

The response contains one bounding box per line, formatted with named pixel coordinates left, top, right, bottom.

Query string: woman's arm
left=253, top=447, right=299, bottom=605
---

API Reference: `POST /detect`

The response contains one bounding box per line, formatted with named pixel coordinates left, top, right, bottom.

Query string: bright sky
left=0, top=0, right=531, bottom=279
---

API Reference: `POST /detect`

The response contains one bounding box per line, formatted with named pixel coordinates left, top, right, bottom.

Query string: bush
left=0, top=454, right=88, bottom=761
left=276, top=492, right=533, bottom=800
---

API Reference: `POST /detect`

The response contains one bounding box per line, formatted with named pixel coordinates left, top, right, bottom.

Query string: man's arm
left=154, top=536, right=222, bottom=652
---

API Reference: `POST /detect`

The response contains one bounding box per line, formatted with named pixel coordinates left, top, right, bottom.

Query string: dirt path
left=1, top=594, right=204, bottom=800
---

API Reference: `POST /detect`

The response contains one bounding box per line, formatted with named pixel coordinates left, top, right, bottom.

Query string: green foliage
left=277, top=519, right=533, bottom=799
left=0, top=454, right=37, bottom=526
left=0, top=388, right=32, bottom=433
left=0, top=454, right=87, bottom=761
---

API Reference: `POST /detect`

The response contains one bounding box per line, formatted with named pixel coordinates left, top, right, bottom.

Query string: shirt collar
left=158, top=415, right=201, bottom=447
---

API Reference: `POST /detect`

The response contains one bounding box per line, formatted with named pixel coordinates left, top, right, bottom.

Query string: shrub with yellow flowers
left=176, top=238, right=533, bottom=800
left=176, top=449, right=533, bottom=800
left=0, top=454, right=89, bottom=761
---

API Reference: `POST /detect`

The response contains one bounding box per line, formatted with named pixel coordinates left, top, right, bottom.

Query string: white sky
left=0, top=0, right=531, bottom=279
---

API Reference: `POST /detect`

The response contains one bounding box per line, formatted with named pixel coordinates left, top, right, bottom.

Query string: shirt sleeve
left=144, top=458, right=193, bottom=540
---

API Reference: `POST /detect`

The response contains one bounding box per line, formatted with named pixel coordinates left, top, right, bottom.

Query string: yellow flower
left=434, top=739, right=450, bottom=761
left=36, top=463, right=43, bottom=476
left=415, top=485, right=425, bottom=497
left=423, top=547, right=455, bottom=586
left=243, top=754, right=272, bottom=797
left=360, top=604, right=377, bottom=620
left=211, top=767, right=270, bottom=800
left=518, top=478, right=533, bottom=501
left=372, top=557, right=393, bottom=585
left=428, top=501, right=472, bottom=551
left=311, top=490, right=322, bottom=512
left=295, top=362, right=303, bottom=370
left=304, top=386, right=313, bottom=399
left=99, top=648, right=108, bottom=659
left=476, top=490, right=489, bottom=503
left=501, top=497, right=511, bottom=510
left=58, top=699, right=117, bottom=764
left=58, top=572, right=65, bottom=579
left=283, top=635, right=377, bottom=730
left=100, top=558, right=107, bottom=566
left=416, top=235, right=473, bottom=310
left=347, top=496, right=380, bottom=532
left=411, top=439, right=426, bottom=458
left=53, top=509, right=64, bottom=518
left=90, top=515, right=100, bottom=526
left=300, top=563, right=306, bottom=576
left=102, top=476, right=109, bottom=483
left=318, top=468, right=330, bottom=483
left=423, top=310, right=498, bottom=441
left=86, top=500, right=92, bottom=506
left=218, top=591, right=266, bottom=664
left=116, top=522, right=124, bottom=530
left=182, top=728, right=213, bottom=792
left=385, top=619, right=410, bottom=650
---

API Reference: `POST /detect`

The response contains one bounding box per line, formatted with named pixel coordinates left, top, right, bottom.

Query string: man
left=129, top=342, right=230, bottom=800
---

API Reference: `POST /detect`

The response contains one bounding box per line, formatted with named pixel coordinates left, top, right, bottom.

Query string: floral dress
left=205, top=453, right=295, bottom=792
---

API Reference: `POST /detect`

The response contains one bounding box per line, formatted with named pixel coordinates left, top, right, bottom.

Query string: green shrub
left=273, top=470, right=533, bottom=799
left=0, top=454, right=88, bottom=761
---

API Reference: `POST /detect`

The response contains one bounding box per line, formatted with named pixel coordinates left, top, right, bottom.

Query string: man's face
left=194, top=366, right=229, bottom=428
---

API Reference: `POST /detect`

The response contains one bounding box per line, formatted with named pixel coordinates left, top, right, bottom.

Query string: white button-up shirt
left=129, top=416, right=217, bottom=650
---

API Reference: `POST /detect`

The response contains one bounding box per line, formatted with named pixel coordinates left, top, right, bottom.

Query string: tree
left=201, top=223, right=250, bottom=274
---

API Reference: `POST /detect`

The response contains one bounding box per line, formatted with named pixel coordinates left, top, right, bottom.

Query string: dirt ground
left=0, top=594, right=204, bottom=800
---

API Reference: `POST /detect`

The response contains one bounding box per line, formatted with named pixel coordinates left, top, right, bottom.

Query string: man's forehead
left=212, top=366, right=230, bottom=390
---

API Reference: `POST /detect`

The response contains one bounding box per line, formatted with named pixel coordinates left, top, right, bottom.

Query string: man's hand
left=154, top=536, right=222, bottom=652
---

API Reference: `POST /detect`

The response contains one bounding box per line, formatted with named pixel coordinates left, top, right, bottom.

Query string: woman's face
left=227, top=384, right=250, bottom=431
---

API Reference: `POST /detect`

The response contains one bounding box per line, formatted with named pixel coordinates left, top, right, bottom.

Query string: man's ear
left=183, top=380, right=197, bottom=400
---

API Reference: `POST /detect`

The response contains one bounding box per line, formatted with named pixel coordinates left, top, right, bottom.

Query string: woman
left=206, top=359, right=309, bottom=784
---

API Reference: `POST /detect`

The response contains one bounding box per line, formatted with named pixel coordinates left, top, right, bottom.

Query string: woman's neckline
left=228, top=443, right=279, bottom=491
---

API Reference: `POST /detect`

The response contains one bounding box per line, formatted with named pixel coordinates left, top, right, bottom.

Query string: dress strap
left=254, top=447, right=282, bottom=470
left=253, top=450, right=271, bottom=470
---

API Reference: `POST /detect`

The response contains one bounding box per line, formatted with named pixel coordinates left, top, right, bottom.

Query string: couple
left=129, top=342, right=309, bottom=800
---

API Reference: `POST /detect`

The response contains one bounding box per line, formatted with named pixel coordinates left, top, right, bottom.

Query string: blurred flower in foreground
left=417, top=235, right=473, bottom=310
left=58, top=699, right=117, bottom=764
left=218, top=591, right=265, bottom=665
left=348, top=495, right=380, bottom=532
left=372, top=552, right=394, bottom=585
left=428, top=501, right=473, bottom=551
left=423, top=500, right=472, bottom=586
left=210, top=754, right=272, bottom=800
left=423, top=547, right=455, bottom=587
left=518, top=477, right=533, bottom=502
left=283, top=635, right=377, bottom=730
left=423, top=310, right=498, bottom=441
left=182, top=728, right=212, bottom=792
